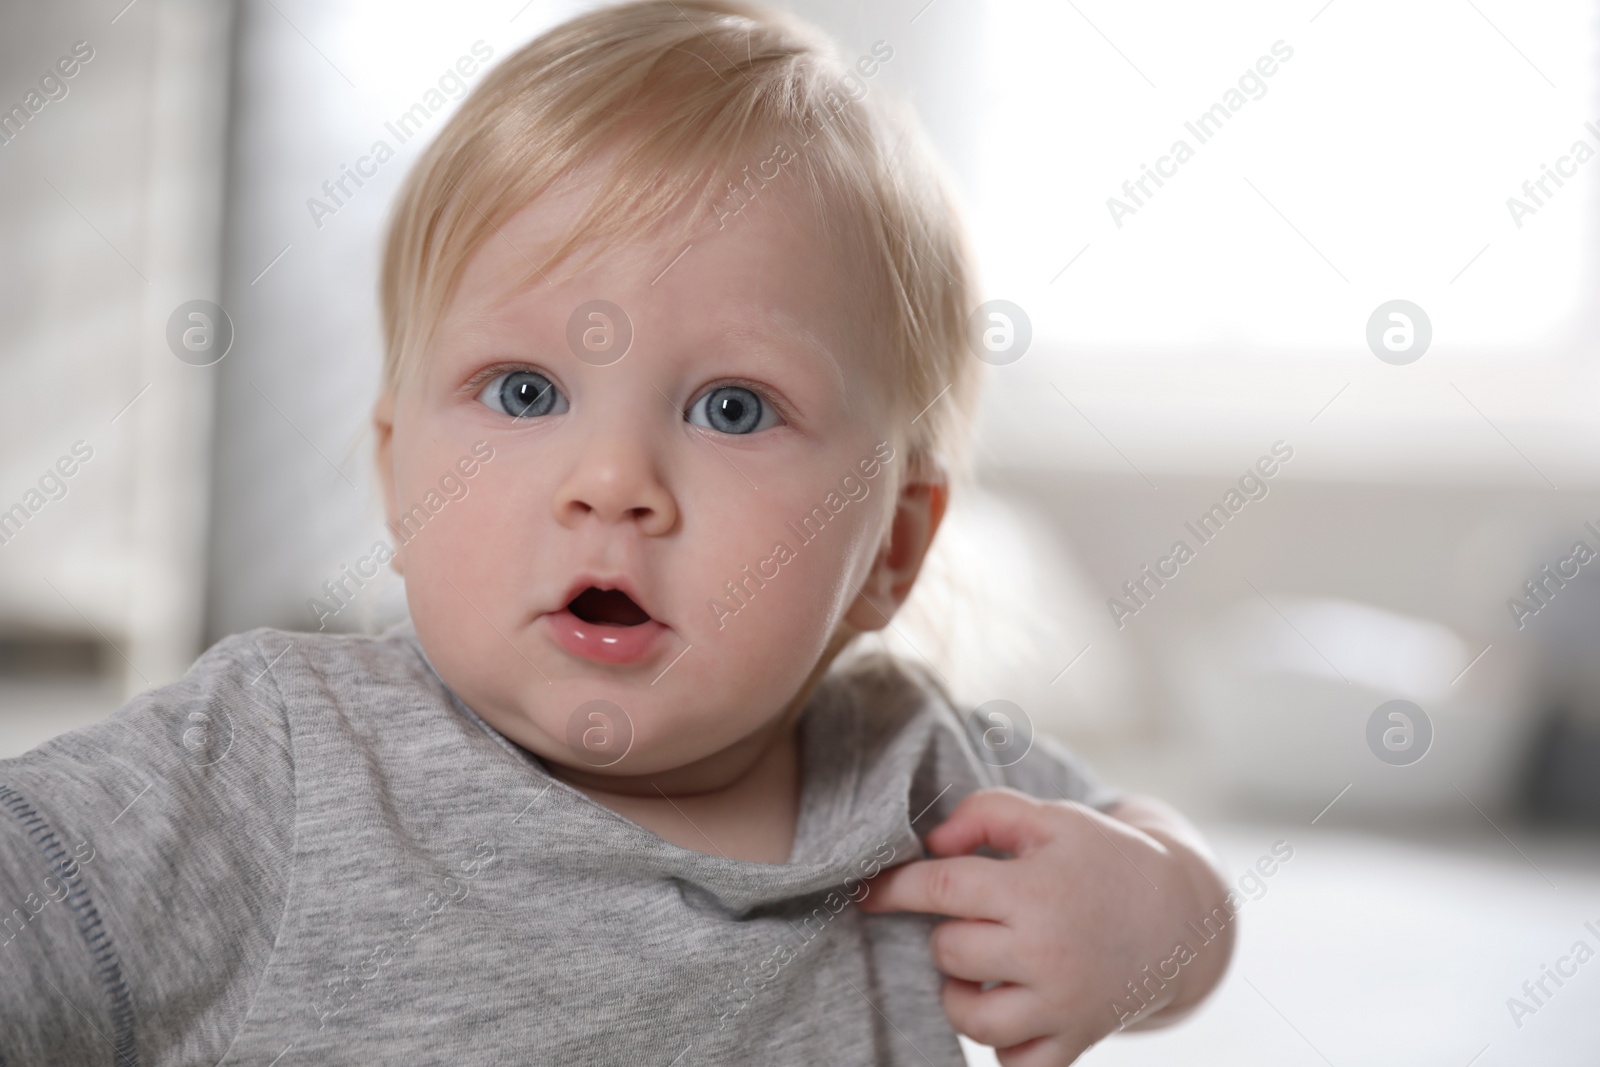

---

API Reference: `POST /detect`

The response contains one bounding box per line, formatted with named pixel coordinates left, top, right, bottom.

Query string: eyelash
left=462, top=362, right=546, bottom=400
left=464, top=364, right=793, bottom=426
left=690, top=376, right=793, bottom=427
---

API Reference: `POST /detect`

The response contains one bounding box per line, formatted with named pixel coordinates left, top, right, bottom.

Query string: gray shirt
left=0, top=621, right=1117, bottom=1066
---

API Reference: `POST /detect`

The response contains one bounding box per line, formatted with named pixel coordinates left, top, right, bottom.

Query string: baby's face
left=376, top=164, right=907, bottom=785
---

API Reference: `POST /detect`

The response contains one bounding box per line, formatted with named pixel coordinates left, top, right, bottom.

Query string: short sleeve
left=0, top=628, right=296, bottom=1067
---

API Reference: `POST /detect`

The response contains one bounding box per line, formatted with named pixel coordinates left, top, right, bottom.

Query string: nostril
left=567, top=587, right=651, bottom=626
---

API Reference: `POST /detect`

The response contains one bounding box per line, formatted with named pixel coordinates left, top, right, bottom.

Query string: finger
left=996, top=1035, right=1081, bottom=1067
left=941, top=977, right=1049, bottom=1053
left=928, top=918, right=1023, bottom=984
left=924, top=788, right=1056, bottom=860
left=858, top=855, right=1012, bottom=921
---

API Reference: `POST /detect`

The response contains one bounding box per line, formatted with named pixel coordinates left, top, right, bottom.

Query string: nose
left=551, top=424, right=678, bottom=536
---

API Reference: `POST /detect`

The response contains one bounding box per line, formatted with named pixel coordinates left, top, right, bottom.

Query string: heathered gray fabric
left=0, top=621, right=1117, bottom=1066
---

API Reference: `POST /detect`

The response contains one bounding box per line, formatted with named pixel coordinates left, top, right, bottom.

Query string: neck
left=530, top=628, right=861, bottom=863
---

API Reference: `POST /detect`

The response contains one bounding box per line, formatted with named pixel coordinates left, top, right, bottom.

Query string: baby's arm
left=0, top=631, right=294, bottom=1065
left=1095, top=793, right=1235, bottom=1029
left=863, top=725, right=1234, bottom=1065
left=999, top=729, right=1234, bottom=1027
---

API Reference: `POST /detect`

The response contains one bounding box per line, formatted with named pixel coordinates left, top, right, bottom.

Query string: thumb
left=923, top=787, right=1056, bottom=859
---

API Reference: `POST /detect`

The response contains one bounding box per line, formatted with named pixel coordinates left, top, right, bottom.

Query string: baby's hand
left=860, top=788, right=1231, bottom=1066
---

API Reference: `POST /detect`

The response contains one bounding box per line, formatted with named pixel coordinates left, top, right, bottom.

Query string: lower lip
left=543, top=609, right=669, bottom=665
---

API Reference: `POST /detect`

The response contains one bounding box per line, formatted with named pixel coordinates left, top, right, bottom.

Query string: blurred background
left=2, top=0, right=1598, bottom=1062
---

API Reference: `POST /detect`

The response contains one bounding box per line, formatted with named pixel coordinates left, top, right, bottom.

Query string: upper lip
left=554, top=574, right=660, bottom=624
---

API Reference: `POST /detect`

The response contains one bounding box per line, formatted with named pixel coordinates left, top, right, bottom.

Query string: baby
left=0, top=2, right=1234, bottom=1064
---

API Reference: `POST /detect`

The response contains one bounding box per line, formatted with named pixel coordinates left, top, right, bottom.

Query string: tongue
left=568, top=587, right=651, bottom=626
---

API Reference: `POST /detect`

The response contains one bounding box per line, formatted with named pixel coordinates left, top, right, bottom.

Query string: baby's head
left=372, top=0, right=983, bottom=791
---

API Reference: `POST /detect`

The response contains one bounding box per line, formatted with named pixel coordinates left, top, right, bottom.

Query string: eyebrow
left=715, top=308, right=849, bottom=401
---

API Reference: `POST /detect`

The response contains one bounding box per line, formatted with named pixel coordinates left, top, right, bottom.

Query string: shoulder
left=201, top=622, right=435, bottom=691
left=826, top=646, right=1122, bottom=813
left=825, top=647, right=945, bottom=733
left=819, top=647, right=984, bottom=792
left=0, top=627, right=356, bottom=1061
left=5, top=622, right=434, bottom=788
left=164, top=622, right=440, bottom=723
left=827, top=646, right=992, bottom=754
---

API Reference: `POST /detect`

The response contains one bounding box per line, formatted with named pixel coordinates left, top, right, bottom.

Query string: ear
left=372, top=389, right=405, bottom=576
left=843, top=455, right=949, bottom=633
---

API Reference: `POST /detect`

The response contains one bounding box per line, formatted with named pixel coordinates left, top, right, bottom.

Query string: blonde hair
left=380, top=0, right=985, bottom=485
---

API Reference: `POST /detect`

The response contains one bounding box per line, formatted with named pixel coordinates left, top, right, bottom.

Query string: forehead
left=439, top=156, right=893, bottom=399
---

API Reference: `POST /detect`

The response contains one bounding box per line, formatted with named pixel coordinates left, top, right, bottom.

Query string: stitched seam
left=0, top=784, right=137, bottom=1066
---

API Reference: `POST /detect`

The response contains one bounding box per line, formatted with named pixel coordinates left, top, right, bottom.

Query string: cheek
left=399, top=459, right=545, bottom=593
left=396, top=452, right=564, bottom=744
left=652, top=485, right=880, bottom=755
left=388, top=414, right=547, bottom=629
left=676, top=478, right=884, bottom=659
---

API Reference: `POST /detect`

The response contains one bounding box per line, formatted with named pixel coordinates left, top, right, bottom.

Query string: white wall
left=0, top=0, right=230, bottom=694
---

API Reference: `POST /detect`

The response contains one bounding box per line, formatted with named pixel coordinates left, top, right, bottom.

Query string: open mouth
left=566, top=587, right=652, bottom=627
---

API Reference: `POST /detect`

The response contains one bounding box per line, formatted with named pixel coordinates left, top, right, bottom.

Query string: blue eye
left=687, top=385, right=779, bottom=435
left=478, top=370, right=567, bottom=419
